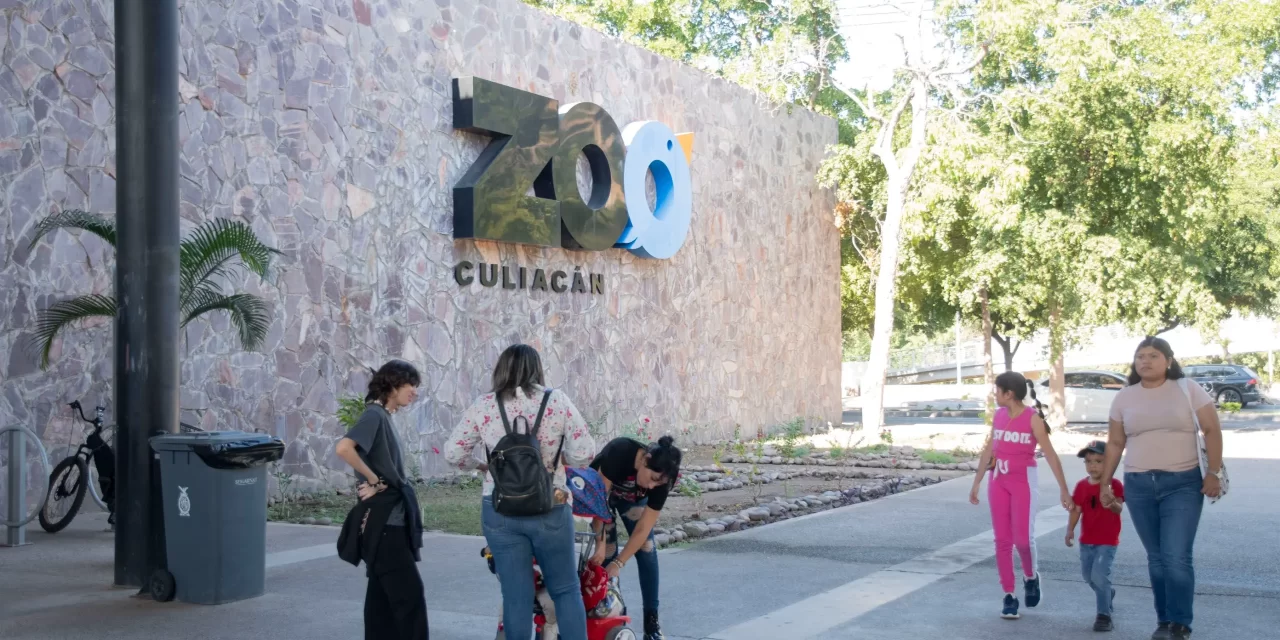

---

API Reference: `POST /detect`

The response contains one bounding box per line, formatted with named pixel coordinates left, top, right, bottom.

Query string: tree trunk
left=981, top=287, right=995, bottom=422
left=860, top=175, right=910, bottom=434
left=992, top=331, right=1020, bottom=372
left=1047, top=301, right=1067, bottom=431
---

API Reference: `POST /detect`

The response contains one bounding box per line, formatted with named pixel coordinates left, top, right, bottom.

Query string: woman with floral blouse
left=444, top=344, right=597, bottom=640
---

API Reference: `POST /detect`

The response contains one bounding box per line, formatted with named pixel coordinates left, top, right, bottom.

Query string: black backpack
left=487, top=389, right=563, bottom=517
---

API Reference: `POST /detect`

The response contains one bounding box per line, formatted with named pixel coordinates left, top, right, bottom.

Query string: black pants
left=364, top=526, right=428, bottom=640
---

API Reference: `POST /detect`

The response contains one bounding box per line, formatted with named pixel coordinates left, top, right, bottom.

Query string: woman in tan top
left=1099, top=337, right=1223, bottom=640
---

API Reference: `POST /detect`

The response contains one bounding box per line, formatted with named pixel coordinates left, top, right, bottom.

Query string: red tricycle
left=483, top=527, right=634, bottom=640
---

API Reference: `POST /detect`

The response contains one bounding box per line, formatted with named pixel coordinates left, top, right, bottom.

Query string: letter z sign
left=452, top=77, right=692, bottom=260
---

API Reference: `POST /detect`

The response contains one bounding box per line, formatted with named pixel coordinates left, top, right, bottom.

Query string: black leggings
left=364, top=526, right=429, bottom=640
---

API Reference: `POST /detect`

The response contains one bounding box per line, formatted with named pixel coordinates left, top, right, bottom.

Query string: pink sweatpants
left=988, top=463, right=1039, bottom=594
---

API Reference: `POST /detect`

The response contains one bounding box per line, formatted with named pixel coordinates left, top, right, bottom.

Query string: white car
left=1027, top=370, right=1128, bottom=424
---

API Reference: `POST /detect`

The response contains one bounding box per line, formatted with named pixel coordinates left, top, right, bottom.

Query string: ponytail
left=1026, top=380, right=1050, bottom=434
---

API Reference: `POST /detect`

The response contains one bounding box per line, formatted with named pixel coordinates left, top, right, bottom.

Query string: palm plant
left=30, top=209, right=282, bottom=368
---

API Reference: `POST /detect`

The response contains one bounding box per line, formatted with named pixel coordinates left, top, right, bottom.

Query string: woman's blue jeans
left=1124, top=468, right=1205, bottom=630
left=602, top=495, right=660, bottom=613
left=481, top=497, right=587, bottom=640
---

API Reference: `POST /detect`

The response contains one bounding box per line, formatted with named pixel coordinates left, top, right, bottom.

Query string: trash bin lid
left=151, top=431, right=285, bottom=469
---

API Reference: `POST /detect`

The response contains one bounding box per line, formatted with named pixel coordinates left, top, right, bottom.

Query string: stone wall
left=0, top=0, right=841, bottom=485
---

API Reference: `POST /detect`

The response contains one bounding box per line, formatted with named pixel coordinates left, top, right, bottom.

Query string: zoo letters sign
left=451, top=77, right=694, bottom=261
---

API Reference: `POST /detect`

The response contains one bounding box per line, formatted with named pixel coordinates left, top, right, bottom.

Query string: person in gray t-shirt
left=335, top=360, right=428, bottom=640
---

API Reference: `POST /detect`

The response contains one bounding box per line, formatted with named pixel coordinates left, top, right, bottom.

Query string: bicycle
left=39, top=400, right=201, bottom=533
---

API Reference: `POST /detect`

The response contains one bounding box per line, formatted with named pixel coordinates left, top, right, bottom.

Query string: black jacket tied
left=337, top=483, right=424, bottom=576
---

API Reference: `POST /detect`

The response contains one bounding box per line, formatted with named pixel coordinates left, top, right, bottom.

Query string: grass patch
left=418, top=479, right=485, bottom=535
left=268, top=493, right=350, bottom=524
left=950, top=446, right=980, bottom=459
left=849, top=444, right=890, bottom=455
left=920, top=450, right=957, bottom=465
left=268, top=478, right=486, bottom=536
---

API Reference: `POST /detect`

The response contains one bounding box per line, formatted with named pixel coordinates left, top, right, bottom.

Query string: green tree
left=954, top=0, right=1280, bottom=424
left=29, top=210, right=281, bottom=367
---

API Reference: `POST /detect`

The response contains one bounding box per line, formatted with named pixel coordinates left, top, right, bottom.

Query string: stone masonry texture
left=0, top=0, right=840, bottom=487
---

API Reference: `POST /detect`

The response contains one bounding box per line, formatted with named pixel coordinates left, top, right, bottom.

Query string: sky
left=833, top=0, right=939, bottom=91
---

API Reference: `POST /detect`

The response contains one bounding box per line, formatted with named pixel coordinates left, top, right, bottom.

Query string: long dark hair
left=492, top=344, right=545, bottom=400
left=995, top=370, right=1050, bottom=433
left=1127, top=336, right=1185, bottom=385
left=644, top=435, right=682, bottom=487
left=366, top=360, right=421, bottom=404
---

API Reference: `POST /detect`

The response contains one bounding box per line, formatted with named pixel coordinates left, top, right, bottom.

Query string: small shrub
left=920, top=450, right=956, bottom=465
left=879, top=429, right=893, bottom=445
left=1221, top=401, right=1242, bottom=413
left=677, top=476, right=703, bottom=498
left=950, top=446, right=980, bottom=459
left=829, top=446, right=845, bottom=459
left=794, top=445, right=811, bottom=458
left=337, top=395, right=366, bottom=430
left=779, top=418, right=805, bottom=458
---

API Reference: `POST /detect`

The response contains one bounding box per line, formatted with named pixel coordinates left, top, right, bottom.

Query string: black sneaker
left=643, top=609, right=664, bottom=640
left=1169, top=623, right=1192, bottom=639
left=1151, top=622, right=1172, bottom=640
left=1024, top=573, right=1042, bottom=608
left=1002, top=594, right=1021, bottom=619
left=1094, top=614, right=1113, bottom=632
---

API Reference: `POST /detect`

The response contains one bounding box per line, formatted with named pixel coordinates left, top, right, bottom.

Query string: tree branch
left=933, top=43, right=990, bottom=79
left=836, top=82, right=885, bottom=124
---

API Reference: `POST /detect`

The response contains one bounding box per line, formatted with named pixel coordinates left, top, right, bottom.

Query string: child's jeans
left=1080, top=544, right=1118, bottom=616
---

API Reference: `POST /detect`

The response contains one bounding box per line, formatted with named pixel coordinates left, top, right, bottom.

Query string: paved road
left=844, top=405, right=1280, bottom=430
left=3, top=446, right=1276, bottom=639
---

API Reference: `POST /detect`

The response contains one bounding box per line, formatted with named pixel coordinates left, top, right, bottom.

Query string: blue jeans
left=1124, top=468, right=1205, bottom=629
left=603, top=495, right=660, bottom=613
left=481, top=497, right=587, bottom=640
left=1080, top=544, right=1117, bottom=616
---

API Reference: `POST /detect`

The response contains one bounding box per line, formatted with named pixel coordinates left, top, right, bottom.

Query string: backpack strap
left=530, top=389, right=554, bottom=439
left=495, top=394, right=516, bottom=436
left=529, top=390, right=566, bottom=469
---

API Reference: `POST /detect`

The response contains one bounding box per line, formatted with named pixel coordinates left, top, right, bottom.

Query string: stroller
left=484, top=467, right=635, bottom=640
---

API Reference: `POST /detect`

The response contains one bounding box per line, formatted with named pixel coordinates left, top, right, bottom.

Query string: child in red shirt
left=1067, top=440, right=1125, bottom=632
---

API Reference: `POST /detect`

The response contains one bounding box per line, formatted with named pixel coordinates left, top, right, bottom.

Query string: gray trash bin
left=149, top=431, right=284, bottom=604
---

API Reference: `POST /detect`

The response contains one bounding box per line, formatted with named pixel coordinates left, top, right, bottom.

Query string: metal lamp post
left=113, top=0, right=181, bottom=590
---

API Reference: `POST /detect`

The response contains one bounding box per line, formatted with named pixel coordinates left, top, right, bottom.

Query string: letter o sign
left=615, top=121, right=693, bottom=260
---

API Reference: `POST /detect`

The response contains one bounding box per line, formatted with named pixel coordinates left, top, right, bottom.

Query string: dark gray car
left=1184, top=364, right=1262, bottom=406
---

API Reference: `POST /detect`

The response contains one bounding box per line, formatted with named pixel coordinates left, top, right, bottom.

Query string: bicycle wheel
left=39, top=456, right=88, bottom=533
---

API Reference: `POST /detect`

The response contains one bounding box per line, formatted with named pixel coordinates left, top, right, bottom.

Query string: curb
left=844, top=410, right=984, bottom=419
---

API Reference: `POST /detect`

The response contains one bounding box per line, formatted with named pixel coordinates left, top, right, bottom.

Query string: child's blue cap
left=1077, top=440, right=1106, bottom=457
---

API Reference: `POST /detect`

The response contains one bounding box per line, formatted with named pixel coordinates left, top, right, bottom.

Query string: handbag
left=1176, top=379, right=1229, bottom=503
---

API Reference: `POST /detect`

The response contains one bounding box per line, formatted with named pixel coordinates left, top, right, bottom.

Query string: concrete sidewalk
left=0, top=510, right=504, bottom=640
left=4, top=451, right=1279, bottom=639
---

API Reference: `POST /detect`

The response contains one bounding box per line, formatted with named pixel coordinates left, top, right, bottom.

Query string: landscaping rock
left=747, top=507, right=770, bottom=521
left=655, top=534, right=672, bottom=547
left=707, top=523, right=726, bottom=533
left=299, top=517, right=317, bottom=525
left=316, top=517, right=333, bottom=526
left=684, top=522, right=709, bottom=538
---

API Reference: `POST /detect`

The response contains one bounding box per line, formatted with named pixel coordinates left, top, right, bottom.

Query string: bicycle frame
left=67, top=401, right=114, bottom=512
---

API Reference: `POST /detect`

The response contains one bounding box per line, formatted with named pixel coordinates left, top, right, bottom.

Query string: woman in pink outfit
left=970, top=371, right=1072, bottom=620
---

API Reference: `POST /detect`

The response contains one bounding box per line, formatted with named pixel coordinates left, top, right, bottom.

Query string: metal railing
left=2, top=425, right=51, bottom=547
left=888, top=340, right=985, bottom=374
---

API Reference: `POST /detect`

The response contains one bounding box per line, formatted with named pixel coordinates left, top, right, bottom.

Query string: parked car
left=1184, top=364, right=1262, bottom=407
left=1028, top=370, right=1128, bottom=424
